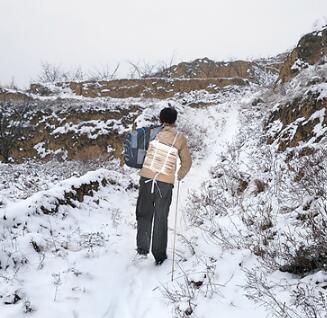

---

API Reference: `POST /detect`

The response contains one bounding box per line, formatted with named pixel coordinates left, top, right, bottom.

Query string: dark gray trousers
left=136, top=176, right=173, bottom=261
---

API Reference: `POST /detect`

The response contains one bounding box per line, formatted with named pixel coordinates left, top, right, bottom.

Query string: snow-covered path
left=98, top=102, right=243, bottom=318
left=175, top=102, right=241, bottom=222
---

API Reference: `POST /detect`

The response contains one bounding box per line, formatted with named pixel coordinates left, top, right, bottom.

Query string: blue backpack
left=124, top=125, right=162, bottom=168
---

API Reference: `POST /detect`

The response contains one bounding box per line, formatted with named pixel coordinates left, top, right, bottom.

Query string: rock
left=252, top=98, right=264, bottom=106
left=4, top=293, right=22, bottom=305
left=254, top=179, right=267, bottom=193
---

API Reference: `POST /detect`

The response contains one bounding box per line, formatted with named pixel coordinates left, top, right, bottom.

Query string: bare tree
left=87, top=63, right=120, bottom=81
left=38, top=62, right=87, bottom=83
left=128, top=54, right=177, bottom=79
left=0, top=101, right=31, bottom=163
left=127, top=61, right=159, bottom=79
left=2, top=77, right=19, bottom=90
left=66, top=66, right=85, bottom=82
left=38, top=62, right=64, bottom=83
left=37, top=62, right=121, bottom=83
left=154, top=53, right=177, bottom=78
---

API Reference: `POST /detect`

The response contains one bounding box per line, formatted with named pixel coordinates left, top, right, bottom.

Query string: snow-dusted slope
left=0, top=85, right=269, bottom=318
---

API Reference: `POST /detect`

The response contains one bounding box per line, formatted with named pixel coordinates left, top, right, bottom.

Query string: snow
left=309, top=82, right=327, bottom=100
left=1, top=168, right=112, bottom=222
left=51, top=119, right=127, bottom=138
left=0, top=85, right=272, bottom=318
left=312, top=17, right=327, bottom=32
left=1, top=58, right=326, bottom=317
left=313, top=122, right=327, bottom=137
left=291, top=58, right=309, bottom=71
left=34, top=142, right=49, bottom=158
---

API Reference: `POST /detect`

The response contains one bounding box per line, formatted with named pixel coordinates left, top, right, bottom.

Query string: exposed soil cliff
left=278, top=25, right=327, bottom=82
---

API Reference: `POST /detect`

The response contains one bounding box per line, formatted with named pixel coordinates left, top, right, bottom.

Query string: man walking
left=135, top=107, right=192, bottom=265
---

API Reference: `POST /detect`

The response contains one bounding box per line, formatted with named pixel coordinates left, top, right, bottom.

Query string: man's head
left=159, top=107, right=177, bottom=125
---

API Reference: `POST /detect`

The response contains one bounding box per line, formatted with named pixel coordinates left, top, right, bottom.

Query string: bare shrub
left=177, top=118, right=208, bottom=158
left=127, top=55, right=176, bottom=79
left=242, top=146, right=327, bottom=274
left=161, top=257, right=221, bottom=317
left=184, top=143, right=250, bottom=250
left=111, top=208, right=122, bottom=229
left=52, top=272, right=62, bottom=302
left=244, top=269, right=327, bottom=318
left=292, top=283, right=327, bottom=318
left=0, top=101, right=32, bottom=163
left=38, top=62, right=68, bottom=83
left=239, top=144, right=327, bottom=315
left=1, top=78, right=19, bottom=90
left=37, top=62, right=120, bottom=83
left=22, top=299, right=35, bottom=313
left=278, top=148, right=327, bottom=274
left=87, top=63, right=120, bottom=81
left=150, top=54, right=177, bottom=78
left=127, top=61, right=158, bottom=79
left=80, top=232, right=106, bottom=254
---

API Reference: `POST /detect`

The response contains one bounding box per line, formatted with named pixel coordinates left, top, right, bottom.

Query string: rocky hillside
left=0, top=85, right=252, bottom=164
left=265, top=24, right=327, bottom=152
left=279, top=25, right=327, bottom=82
left=266, top=63, right=327, bottom=151
left=0, top=99, right=142, bottom=163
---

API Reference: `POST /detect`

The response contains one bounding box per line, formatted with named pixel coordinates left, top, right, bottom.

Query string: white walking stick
left=171, top=181, right=180, bottom=282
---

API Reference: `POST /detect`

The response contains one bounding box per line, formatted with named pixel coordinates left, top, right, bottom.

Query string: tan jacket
left=140, top=125, right=192, bottom=184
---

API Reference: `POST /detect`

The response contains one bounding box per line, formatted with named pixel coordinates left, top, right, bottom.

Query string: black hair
left=159, top=107, right=177, bottom=124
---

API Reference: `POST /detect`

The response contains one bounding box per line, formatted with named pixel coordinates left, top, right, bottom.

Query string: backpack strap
left=150, top=126, right=162, bottom=142
left=171, top=132, right=180, bottom=147
left=142, top=127, right=147, bottom=150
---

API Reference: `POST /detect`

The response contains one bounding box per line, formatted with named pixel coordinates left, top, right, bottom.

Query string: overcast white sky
left=0, top=0, right=326, bottom=88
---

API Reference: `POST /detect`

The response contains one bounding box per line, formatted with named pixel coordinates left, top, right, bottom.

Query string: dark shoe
left=137, top=248, right=148, bottom=255
left=155, top=257, right=167, bottom=266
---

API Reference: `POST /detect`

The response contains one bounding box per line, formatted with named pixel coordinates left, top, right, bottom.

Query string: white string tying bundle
left=144, top=172, right=162, bottom=196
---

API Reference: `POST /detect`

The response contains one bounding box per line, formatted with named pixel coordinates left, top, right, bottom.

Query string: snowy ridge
left=1, top=168, right=119, bottom=223
left=51, top=119, right=127, bottom=139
